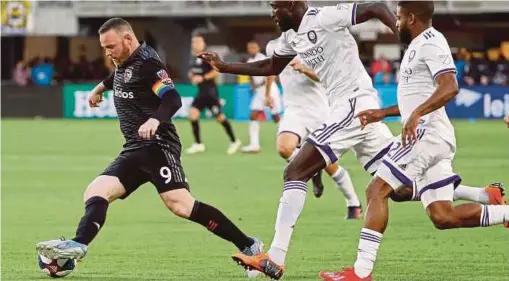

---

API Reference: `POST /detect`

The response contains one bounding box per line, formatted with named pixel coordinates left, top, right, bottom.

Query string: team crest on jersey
left=124, top=67, right=133, bottom=82
left=307, top=30, right=317, bottom=44
left=408, top=50, right=416, bottom=62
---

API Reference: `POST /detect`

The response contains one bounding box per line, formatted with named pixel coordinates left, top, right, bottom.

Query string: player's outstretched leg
left=320, top=176, right=392, bottom=281
left=159, top=188, right=262, bottom=255
left=187, top=107, right=206, bottom=154
left=233, top=143, right=326, bottom=280
left=215, top=113, right=241, bottom=155
left=325, top=163, right=362, bottom=219
left=36, top=176, right=125, bottom=260
left=242, top=111, right=262, bottom=153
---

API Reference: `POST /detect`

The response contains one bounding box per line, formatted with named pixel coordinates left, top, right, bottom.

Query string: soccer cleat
left=36, top=238, right=88, bottom=261
left=346, top=206, right=363, bottom=220
left=242, top=237, right=264, bottom=278
left=312, top=170, right=325, bottom=198
left=227, top=140, right=242, bottom=155
left=241, top=144, right=261, bottom=154
left=485, top=182, right=508, bottom=227
left=232, top=252, right=285, bottom=280
left=319, top=268, right=372, bottom=281
left=186, top=143, right=206, bottom=154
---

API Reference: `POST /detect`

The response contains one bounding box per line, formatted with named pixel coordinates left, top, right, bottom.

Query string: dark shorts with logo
left=102, top=144, right=189, bottom=199
left=191, top=88, right=222, bottom=117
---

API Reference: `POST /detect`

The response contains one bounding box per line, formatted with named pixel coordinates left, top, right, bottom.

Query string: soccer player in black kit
left=186, top=34, right=242, bottom=155
left=36, top=18, right=262, bottom=269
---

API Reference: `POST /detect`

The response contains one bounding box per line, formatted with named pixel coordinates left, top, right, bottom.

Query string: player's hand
left=356, top=109, right=385, bottom=129
left=88, top=93, right=104, bottom=108
left=290, top=60, right=305, bottom=72
left=197, top=52, right=225, bottom=72
left=505, top=115, right=509, bottom=128
left=138, top=118, right=160, bottom=140
left=191, top=75, right=204, bottom=85
left=402, top=112, right=420, bottom=148
left=265, top=96, right=274, bottom=109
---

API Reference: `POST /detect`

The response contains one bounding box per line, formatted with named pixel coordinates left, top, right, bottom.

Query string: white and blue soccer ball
left=37, top=254, right=76, bottom=278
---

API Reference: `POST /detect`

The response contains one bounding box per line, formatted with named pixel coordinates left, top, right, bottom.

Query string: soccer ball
left=37, top=254, right=76, bottom=278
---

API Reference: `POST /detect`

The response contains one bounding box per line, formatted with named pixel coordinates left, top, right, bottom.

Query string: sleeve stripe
left=152, top=80, right=173, bottom=97
left=274, top=51, right=296, bottom=59
left=351, top=3, right=358, bottom=26
left=433, top=68, right=457, bottom=80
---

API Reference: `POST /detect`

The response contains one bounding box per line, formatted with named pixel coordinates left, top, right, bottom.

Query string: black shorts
left=191, top=89, right=222, bottom=117
left=102, top=144, right=189, bottom=199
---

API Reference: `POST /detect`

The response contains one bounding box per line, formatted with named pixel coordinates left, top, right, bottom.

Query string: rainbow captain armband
left=151, top=69, right=175, bottom=97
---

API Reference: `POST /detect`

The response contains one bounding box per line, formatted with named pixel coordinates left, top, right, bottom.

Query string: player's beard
left=275, top=16, right=293, bottom=32
left=398, top=26, right=412, bottom=45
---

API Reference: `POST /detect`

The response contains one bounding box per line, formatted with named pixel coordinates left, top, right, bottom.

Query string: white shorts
left=251, top=86, right=282, bottom=114
left=277, top=106, right=327, bottom=144
left=376, top=129, right=461, bottom=209
left=306, top=92, right=394, bottom=174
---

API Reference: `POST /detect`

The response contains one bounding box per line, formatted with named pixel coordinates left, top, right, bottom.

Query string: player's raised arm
left=355, top=3, right=398, bottom=35
left=198, top=52, right=292, bottom=76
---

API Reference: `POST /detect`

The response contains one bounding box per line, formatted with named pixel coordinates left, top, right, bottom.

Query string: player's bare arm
left=265, top=75, right=277, bottom=108
left=203, top=69, right=218, bottom=81
left=504, top=115, right=509, bottom=128
left=355, top=3, right=398, bottom=36
left=198, top=51, right=292, bottom=76
left=402, top=72, right=458, bottom=147
left=88, top=82, right=108, bottom=108
left=290, top=60, right=319, bottom=82
left=356, top=105, right=401, bottom=129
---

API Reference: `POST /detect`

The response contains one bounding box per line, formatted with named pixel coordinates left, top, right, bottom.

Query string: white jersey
left=273, top=4, right=374, bottom=99
left=398, top=27, right=457, bottom=147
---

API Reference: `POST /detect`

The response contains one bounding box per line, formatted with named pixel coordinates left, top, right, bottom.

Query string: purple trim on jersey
left=433, top=68, right=457, bottom=80
left=351, top=3, right=358, bottom=26
left=278, top=130, right=302, bottom=145
left=364, top=142, right=393, bottom=171
left=392, top=129, right=426, bottom=162
left=418, top=175, right=462, bottom=197
left=306, top=138, right=338, bottom=164
left=381, top=160, right=413, bottom=187
left=274, top=51, right=297, bottom=59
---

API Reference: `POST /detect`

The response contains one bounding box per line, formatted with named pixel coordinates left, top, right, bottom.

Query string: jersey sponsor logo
left=299, top=46, right=325, bottom=68
left=124, top=67, right=133, bottom=83
left=114, top=87, right=134, bottom=99
left=307, top=30, right=317, bottom=44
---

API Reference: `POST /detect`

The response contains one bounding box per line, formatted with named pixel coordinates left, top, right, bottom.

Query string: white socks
left=248, top=121, right=260, bottom=147
left=268, top=181, right=307, bottom=265
left=480, top=205, right=509, bottom=227
left=354, top=228, right=382, bottom=278
left=332, top=167, right=360, bottom=207
left=454, top=185, right=489, bottom=204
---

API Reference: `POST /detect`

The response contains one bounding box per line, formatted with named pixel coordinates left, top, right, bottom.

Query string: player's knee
left=277, top=142, right=295, bottom=160
left=189, top=108, right=200, bottom=121
left=161, top=190, right=194, bottom=218
left=84, top=176, right=125, bottom=203
left=429, top=212, right=458, bottom=230
left=215, top=114, right=226, bottom=123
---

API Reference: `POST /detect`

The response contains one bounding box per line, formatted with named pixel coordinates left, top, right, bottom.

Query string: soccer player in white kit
left=199, top=1, right=505, bottom=279
left=266, top=38, right=363, bottom=218
left=242, top=40, right=283, bottom=153
left=319, top=2, right=509, bottom=281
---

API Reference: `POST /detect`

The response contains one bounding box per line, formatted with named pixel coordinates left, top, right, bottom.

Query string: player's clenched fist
left=197, top=52, right=225, bottom=72
left=138, top=118, right=160, bottom=140
left=88, top=93, right=104, bottom=108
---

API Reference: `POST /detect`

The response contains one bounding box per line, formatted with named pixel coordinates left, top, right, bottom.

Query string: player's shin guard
left=480, top=205, right=509, bottom=227
left=354, top=228, right=382, bottom=278
left=268, top=181, right=307, bottom=265
left=332, top=167, right=360, bottom=207
left=73, top=196, right=109, bottom=245
left=189, top=201, right=253, bottom=251
left=191, top=120, right=201, bottom=143
left=220, top=119, right=236, bottom=142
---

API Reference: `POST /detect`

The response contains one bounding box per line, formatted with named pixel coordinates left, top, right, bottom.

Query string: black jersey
left=103, top=43, right=181, bottom=152
left=189, top=55, right=217, bottom=94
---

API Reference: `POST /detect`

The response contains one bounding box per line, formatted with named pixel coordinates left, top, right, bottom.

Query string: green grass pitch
left=2, top=119, right=509, bottom=281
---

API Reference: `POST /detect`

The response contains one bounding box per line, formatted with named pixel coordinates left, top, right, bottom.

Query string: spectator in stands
left=30, top=57, right=55, bottom=86
left=91, top=57, right=110, bottom=80
left=490, top=48, right=509, bottom=86
left=464, top=51, right=492, bottom=86
left=370, top=55, right=391, bottom=77
left=454, top=48, right=469, bottom=83
left=72, top=54, right=93, bottom=82
left=13, top=60, right=30, bottom=86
